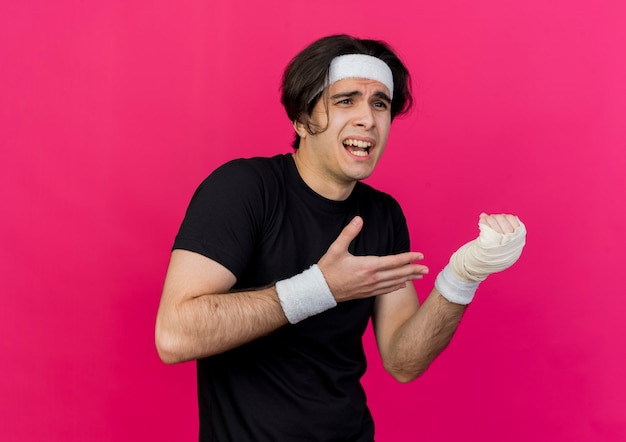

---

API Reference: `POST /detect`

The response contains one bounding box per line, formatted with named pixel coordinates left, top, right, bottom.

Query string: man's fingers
left=479, top=213, right=520, bottom=234
left=330, top=216, right=364, bottom=252
left=504, top=214, right=521, bottom=230
left=372, top=253, right=429, bottom=283
left=379, top=251, right=425, bottom=269
left=320, top=217, right=428, bottom=301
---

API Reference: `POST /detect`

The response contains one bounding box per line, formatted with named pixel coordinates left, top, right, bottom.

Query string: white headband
left=314, top=54, right=394, bottom=101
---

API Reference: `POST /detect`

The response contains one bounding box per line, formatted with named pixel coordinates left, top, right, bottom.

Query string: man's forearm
left=156, top=287, right=288, bottom=364
left=382, top=213, right=527, bottom=382
left=383, top=289, right=466, bottom=383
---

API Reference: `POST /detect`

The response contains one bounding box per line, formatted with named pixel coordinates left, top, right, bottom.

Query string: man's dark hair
left=281, top=34, right=413, bottom=149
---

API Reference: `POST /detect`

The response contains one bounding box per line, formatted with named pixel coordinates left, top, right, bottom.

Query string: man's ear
left=292, top=120, right=308, bottom=139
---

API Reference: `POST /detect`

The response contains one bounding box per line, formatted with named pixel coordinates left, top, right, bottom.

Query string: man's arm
left=373, top=286, right=465, bottom=383
left=155, top=216, right=428, bottom=364
left=373, top=213, right=526, bottom=383
left=155, top=250, right=288, bottom=364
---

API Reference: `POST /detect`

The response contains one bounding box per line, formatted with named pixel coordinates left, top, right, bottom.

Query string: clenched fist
left=435, top=213, right=527, bottom=305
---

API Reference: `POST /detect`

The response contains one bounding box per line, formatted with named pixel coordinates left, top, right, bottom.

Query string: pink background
left=1, top=1, right=625, bottom=441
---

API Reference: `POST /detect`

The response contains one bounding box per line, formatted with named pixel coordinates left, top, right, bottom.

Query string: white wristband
left=435, top=264, right=480, bottom=305
left=275, top=264, right=337, bottom=324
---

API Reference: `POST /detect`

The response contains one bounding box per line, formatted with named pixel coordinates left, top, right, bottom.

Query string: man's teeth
left=343, top=139, right=372, bottom=156
left=350, top=150, right=369, bottom=157
left=343, top=139, right=372, bottom=149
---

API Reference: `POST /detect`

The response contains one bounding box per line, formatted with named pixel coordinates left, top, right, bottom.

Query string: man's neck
left=291, top=152, right=356, bottom=201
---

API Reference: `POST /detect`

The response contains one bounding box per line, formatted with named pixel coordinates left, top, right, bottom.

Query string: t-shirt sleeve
left=390, top=197, right=411, bottom=254
left=173, top=159, right=266, bottom=279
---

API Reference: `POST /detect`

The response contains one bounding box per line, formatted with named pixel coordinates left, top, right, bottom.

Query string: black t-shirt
left=174, top=154, right=410, bottom=441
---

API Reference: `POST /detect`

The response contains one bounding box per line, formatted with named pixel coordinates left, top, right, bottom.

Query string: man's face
left=297, top=77, right=392, bottom=187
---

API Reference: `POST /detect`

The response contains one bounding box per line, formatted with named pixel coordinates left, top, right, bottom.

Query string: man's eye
left=373, top=101, right=388, bottom=109
left=337, top=99, right=352, bottom=105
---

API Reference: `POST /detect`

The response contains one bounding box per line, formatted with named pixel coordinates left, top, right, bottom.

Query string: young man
left=155, top=34, right=526, bottom=441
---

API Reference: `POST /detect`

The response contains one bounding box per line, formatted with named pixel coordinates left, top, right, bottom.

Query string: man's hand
left=478, top=213, right=520, bottom=234
left=317, top=216, right=428, bottom=302
left=435, top=213, right=527, bottom=305
left=450, top=213, right=527, bottom=282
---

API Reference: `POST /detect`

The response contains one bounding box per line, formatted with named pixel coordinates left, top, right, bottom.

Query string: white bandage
left=312, top=54, right=394, bottom=101
left=451, top=218, right=527, bottom=282
left=436, top=218, right=527, bottom=305
left=275, top=265, right=337, bottom=324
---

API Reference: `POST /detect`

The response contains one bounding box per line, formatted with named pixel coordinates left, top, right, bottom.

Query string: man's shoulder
left=211, top=154, right=289, bottom=179
left=202, top=154, right=291, bottom=187
left=221, top=154, right=290, bottom=170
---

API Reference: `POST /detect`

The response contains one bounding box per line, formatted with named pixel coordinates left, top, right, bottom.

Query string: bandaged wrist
left=435, top=264, right=480, bottom=305
left=275, top=264, right=337, bottom=324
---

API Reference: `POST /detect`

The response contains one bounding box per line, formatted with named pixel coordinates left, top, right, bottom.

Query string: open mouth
left=343, top=139, right=372, bottom=157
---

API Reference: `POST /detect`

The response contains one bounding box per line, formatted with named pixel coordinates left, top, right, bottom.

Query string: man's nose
left=354, top=103, right=375, bottom=129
